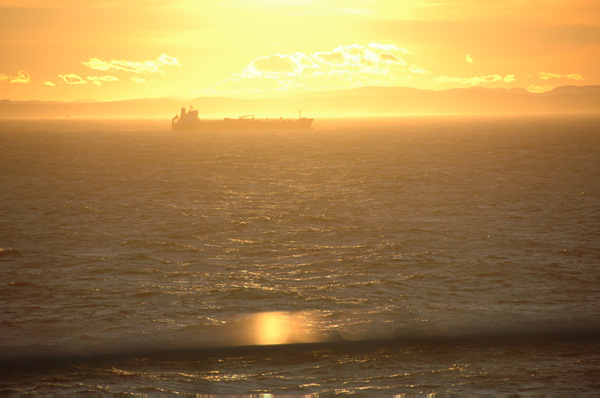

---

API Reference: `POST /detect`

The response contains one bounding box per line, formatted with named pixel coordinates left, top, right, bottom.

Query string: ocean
left=1, top=115, right=599, bottom=396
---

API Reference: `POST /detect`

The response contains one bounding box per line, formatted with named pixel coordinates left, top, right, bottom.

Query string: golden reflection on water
left=252, top=312, right=290, bottom=345
left=218, top=310, right=393, bottom=347
left=248, top=311, right=322, bottom=346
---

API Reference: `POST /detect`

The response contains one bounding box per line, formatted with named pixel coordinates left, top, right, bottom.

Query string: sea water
left=0, top=116, right=599, bottom=396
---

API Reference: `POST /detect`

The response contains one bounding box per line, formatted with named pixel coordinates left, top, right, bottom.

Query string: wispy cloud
left=55, top=55, right=174, bottom=88
left=247, top=54, right=302, bottom=75
left=537, top=71, right=583, bottom=80
left=312, top=43, right=408, bottom=69
left=0, top=70, right=31, bottom=84
left=368, top=43, right=411, bottom=53
left=466, top=54, right=473, bottom=64
left=435, top=74, right=515, bottom=85
left=59, top=74, right=87, bottom=85
left=44, top=81, right=56, bottom=87
left=58, top=74, right=121, bottom=86
left=527, top=72, right=584, bottom=92
left=83, top=54, right=180, bottom=75
left=200, top=43, right=420, bottom=96
left=87, top=75, right=118, bottom=86
left=410, top=66, right=429, bottom=74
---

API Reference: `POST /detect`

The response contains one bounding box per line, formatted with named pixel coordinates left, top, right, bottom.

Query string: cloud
left=369, top=43, right=397, bottom=51
left=245, top=43, right=411, bottom=81
left=312, top=44, right=408, bottom=69
left=157, top=54, right=179, bottom=66
left=236, top=43, right=414, bottom=85
left=250, top=54, right=300, bottom=74
left=59, top=74, right=120, bottom=86
left=131, top=77, right=147, bottom=84
left=199, top=43, right=430, bottom=97
left=379, top=53, right=400, bottom=63
left=87, top=75, right=118, bottom=86
left=537, top=71, right=583, bottom=80
left=410, top=66, right=429, bottom=74
left=11, top=70, right=31, bottom=83
left=0, top=70, right=31, bottom=84
left=315, top=51, right=346, bottom=66
left=83, top=54, right=180, bottom=75
left=466, top=54, right=473, bottom=64
left=435, top=74, right=515, bottom=85
left=44, top=81, right=56, bottom=86
left=59, top=74, right=87, bottom=85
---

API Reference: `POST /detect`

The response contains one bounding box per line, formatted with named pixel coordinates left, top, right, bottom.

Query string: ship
left=172, top=107, right=314, bottom=131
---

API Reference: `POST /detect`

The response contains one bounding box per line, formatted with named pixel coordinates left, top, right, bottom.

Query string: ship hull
left=172, top=118, right=314, bottom=132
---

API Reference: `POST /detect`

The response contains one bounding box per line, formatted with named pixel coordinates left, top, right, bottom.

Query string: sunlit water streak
left=0, top=116, right=599, bottom=395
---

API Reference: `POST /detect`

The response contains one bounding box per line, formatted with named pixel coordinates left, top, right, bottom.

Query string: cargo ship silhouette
left=172, top=107, right=314, bottom=131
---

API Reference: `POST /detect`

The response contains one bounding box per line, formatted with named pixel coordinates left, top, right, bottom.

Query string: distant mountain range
left=1, top=85, right=599, bottom=119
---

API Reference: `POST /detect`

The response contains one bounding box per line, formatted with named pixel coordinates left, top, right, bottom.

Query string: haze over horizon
left=2, top=0, right=599, bottom=103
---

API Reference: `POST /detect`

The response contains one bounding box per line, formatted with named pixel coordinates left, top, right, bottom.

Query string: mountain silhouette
left=1, top=86, right=599, bottom=119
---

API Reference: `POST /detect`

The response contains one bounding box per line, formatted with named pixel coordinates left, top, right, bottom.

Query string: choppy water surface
left=1, top=116, right=599, bottom=396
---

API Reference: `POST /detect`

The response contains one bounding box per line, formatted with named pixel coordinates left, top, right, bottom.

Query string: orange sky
left=1, top=0, right=599, bottom=101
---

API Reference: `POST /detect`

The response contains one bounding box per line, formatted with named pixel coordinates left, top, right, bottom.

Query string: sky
left=1, top=0, right=599, bottom=102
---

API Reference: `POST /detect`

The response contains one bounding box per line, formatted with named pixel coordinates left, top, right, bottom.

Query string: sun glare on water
left=253, top=312, right=290, bottom=345
left=250, top=311, right=320, bottom=346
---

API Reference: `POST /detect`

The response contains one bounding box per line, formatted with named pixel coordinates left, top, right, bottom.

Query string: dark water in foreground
left=1, top=116, right=599, bottom=396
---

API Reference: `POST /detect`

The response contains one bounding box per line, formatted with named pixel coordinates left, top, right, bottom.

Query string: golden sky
left=1, top=0, right=599, bottom=101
